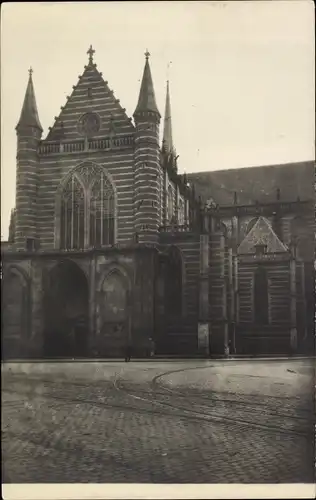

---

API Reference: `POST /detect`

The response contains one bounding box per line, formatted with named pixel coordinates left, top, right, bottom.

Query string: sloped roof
left=134, top=55, right=160, bottom=117
left=187, top=161, right=315, bottom=205
left=16, top=71, right=43, bottom=132
left=238, top=216, right=288, bottom=254
left=45, top=60, right=134, bottom=142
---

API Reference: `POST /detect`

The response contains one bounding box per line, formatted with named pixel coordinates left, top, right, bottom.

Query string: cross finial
left=28, top=67, right=33, bottom=77
left=145, top=49, right=150, bottom=60
left=87, top=45, right=95, bottom=64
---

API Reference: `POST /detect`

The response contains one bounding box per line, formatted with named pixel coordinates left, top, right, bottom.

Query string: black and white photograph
left=1, top=1, right=315, bottom=499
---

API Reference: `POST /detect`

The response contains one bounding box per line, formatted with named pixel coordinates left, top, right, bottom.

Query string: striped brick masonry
left=37, top=48, right=135, bottom=249
left=133, top=51, right=161, bottom=245
left=15, top=68, right=43, bottom=251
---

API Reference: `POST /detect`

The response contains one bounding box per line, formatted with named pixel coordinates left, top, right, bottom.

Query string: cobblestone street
left=2, top=359, right=315, bottom=483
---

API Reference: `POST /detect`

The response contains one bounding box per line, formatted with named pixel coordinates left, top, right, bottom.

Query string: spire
left=16, top=68, right=43, bottom=132
left=134, top=50, right=160, bottom=117
left=162, top=80, right=174, bottom=154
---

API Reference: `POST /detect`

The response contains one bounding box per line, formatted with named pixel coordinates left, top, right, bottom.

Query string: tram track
left=2, top=368, right=314, bottom=439
left=151, top=372, right=313, bottom=420
left=113, top=368, right=314, bottom=438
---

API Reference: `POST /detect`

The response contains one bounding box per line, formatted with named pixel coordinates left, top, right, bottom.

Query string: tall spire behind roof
left=162, top=80, right=174, bottom=155
left=134, top=50, right=160, bottom=117
left=16, top=68, right=43, bottom=132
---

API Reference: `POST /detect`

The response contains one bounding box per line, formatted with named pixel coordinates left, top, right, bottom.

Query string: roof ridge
left=188, top=161, right=314, bottom=176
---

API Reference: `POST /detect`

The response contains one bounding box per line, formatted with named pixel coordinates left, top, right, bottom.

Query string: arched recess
left=290, top=216, right=314, bottom=344
left=164, top=246, right=184, bottom=318
left=295, top=236, right=314, bottom=262
left=220, top=221, right=228, bottom=236
left=43, top=259, right=89, bottom=357
left=96, top=265, right=131, bottom=356
left=253, top=266, right=269, bottom=325
left=2, top=266, right=30, bottom=358
left=290, top=216, right=313, bottom=262
left=290, top=216, right=305, bottom=236
left=55, top=162, right=117, bottom=250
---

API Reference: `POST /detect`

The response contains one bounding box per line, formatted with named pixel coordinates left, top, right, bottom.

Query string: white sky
left=1, top=1, right=315, bottom=240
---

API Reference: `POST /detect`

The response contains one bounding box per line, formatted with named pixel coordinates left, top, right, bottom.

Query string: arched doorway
left=43, top=260, right=89, bottom=358
left=97, top=269, right=129, bottom=357
left=2, top=266, right=29, bottom=359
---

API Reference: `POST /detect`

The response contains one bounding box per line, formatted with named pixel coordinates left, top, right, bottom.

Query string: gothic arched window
left=60, top=164, right=115, bottom=250
left=167, top=186, right=174, bottom=223
left=291, top=217, right=313, bottom=262
left=2, top=267, right=30, bottom=357
left=60, top=176, right=85, bottom=250
left=254, top=266, right=269, bottom=324
left=178, top=198, right=185, bottom=225
left=90, top=173, right=115, bottom=247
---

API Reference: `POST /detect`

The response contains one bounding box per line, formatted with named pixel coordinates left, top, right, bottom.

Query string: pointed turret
left=134, top=50, right=160, bottom=118
left=15, top=68, right=42, bottom=250
left=162, top=80, right=174, bottom=155
left=133, top=51, right=161, bottom=244
left=16, top=68, right=42, bottom=133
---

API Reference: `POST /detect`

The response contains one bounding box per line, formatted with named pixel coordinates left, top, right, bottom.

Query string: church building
left=1, top=47, right=314, bottom=359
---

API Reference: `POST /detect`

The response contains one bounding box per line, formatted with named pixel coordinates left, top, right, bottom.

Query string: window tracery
left=178, top=198, right=185, bottom=225
left=60, top=164, right=115, bottom=249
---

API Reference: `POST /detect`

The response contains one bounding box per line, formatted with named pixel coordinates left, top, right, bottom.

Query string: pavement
left=2, top=358, right=315, bottom=484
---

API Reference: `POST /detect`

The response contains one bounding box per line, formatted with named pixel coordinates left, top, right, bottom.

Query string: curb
left=1, top=356, right=314, bottom=364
